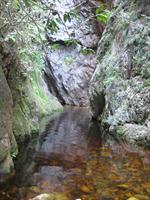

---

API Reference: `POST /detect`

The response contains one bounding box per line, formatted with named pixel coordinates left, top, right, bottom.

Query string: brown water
left=1, top=107, right=150, bottom=200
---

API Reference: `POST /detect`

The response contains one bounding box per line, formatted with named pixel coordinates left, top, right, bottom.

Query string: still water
left=1, top=107, right=150, bottom=200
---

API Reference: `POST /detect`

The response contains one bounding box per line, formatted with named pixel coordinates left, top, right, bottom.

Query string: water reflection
left=1, top=107, right=150, bottom=200
left=36, top=106, right=102, bottom=166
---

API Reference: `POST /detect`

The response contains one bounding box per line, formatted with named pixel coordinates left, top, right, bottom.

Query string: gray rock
left=0, top=65, right=15, bottom=182
left=45, top=0, right=101, bottom=106
left=46, top=0, right=100, bottom=48
left=45, top=45, right=97, bottom=106
left=118, top=124, right=150, bottom=146
left=89, top=0, right=150, bottom=145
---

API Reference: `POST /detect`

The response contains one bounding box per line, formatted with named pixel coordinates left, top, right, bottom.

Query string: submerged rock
left=127, top=198, right=139, bottom=200
left=29, top=194, right=52, bottom=200
left=89, top=0, right=150, bottom=145
left=30, top=193, right=69, bottom=200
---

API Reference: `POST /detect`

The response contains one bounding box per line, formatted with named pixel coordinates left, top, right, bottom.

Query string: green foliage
left=51, top=43, right=60, bottom=50
left=3, top=0, right=46, bottom=49
left=96, top=6, right=111, bottom=24
left=47, top=19, right=59, bottom=34
left=80, top=47, right=95, bottom=55
left=45, top=3, right=77, bottom=34
left=116, top=126, right=124, bottom=137
left=12, top=0, right=36, bottom=9
left=63, top=10, right=77, bottom=22
left=141, top=67, right=150, bottom=79
left=23, top=0, right=33, bottom=7
left=144, top=79, right=150, bottom=87
left=64, top=39, right=78, bottom=46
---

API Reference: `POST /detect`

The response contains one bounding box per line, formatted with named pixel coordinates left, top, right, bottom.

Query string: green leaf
left=80, top=47, right=95, bottom=55
left=95, top=6, right=111, bottom=24
left=63, top=13, right=71, bottom=22
left=63, top=10, right=77, bottom=23
left=96, top=5, right=105, bottom=15
left=47, top=19, right=59, bottom=33
left=64, top=39, right=77, bottom=46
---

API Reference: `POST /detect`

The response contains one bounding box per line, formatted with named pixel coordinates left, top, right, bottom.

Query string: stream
left=1, top=107, right=150, bottom=200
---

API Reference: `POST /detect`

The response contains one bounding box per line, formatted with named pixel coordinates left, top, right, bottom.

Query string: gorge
left=0, top=0, right=150, bottom=199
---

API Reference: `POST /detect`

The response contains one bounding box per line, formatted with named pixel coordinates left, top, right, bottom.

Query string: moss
left=12, top=104, right=31, bottom=140
left=8, top=50, right=63, bottom=142
left=11, top=70, right=63, bottom=141
left=30, top=63, right=63, bottom=118
left=116, top=126, right=124, bottom=137
left=144, top=79, right=150, bottom=87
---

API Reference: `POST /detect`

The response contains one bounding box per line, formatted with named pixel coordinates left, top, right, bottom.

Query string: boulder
left=117, top=124, right=150, bottom=146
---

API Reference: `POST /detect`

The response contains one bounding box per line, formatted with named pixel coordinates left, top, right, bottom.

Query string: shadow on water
left=1, top=106, right=150, bottom=200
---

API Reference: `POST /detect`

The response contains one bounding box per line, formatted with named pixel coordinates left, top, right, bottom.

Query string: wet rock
left=117, top=124, right=150, bottom=145
left=45, top=0, right=102, bottom=106
left=127, top=198, right=139, bottom=200
left=134, top=194, right=149, bottom=200
left=29, top=193, right=69, bottom=200
left=80, top=185, right=91, bottom=193
left=89, top=0, right=150, bottom=145
left=29, top=193, right=52, bottom=200
left=117, top=184, right=130, bottom=189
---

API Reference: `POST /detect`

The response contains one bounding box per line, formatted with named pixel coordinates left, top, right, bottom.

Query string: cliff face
left=0, top=1, right=62, bottom=183
left=45, top=0, right=102, bottom=106
left=0, top=42, right=62, bottom=184
left=90, top=0, right=150, bottom=145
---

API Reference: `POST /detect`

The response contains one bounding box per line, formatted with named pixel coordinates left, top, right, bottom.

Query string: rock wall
left=90, top=0, right=150, bottom=145
left=45, top=0, right=102, bottom=106
left=0, top=65, right=16, bottom=183
left=0, top=41, right=62, bottom=183
left=0, top=1, right=63, bottom=183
